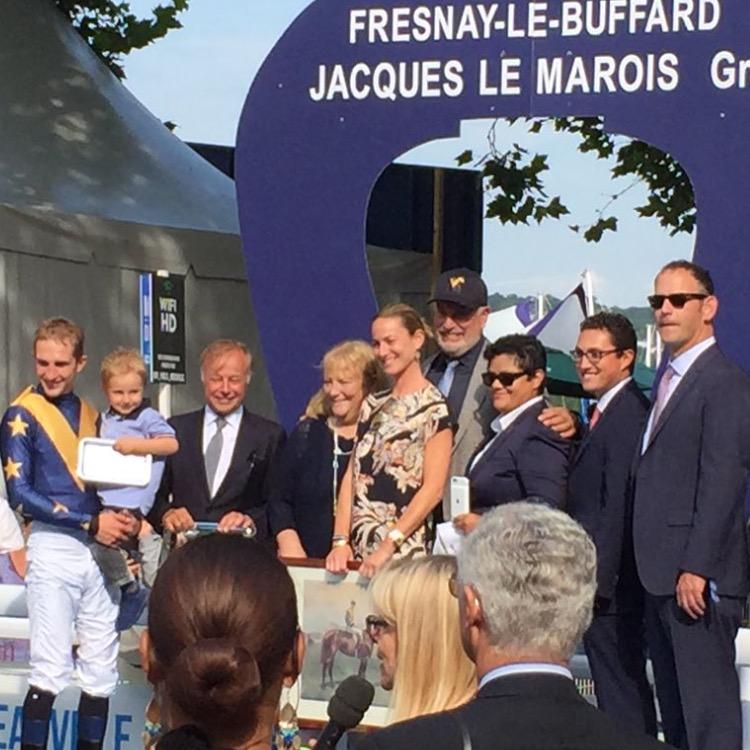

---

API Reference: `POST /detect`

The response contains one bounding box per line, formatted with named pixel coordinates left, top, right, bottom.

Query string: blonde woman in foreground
left=367, top=555, right=476, bottom=724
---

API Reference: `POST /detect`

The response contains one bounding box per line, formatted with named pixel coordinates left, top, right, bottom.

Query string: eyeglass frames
left=365, top=615, right=392, bottom=639
left=647, top=293, right=708, bottom=310
left=570, top=348, right=620, bottom=365
left=481, top=370, right=527, bottom=388
left=448, top=573, right=459, bottom=598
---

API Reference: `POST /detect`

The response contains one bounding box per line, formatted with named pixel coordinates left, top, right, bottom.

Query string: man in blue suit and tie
left=633, top=260, right=750, bottom=750
left=568, top=312, right=656, bottom=735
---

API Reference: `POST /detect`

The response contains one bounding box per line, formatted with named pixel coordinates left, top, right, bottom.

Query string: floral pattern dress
left=350, top=384, right=452, bottom=559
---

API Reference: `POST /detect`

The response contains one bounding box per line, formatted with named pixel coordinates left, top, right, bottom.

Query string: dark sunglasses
left=365, top=615, right=391, bottom=639
left=647, top=293, right=708, bottom=310
left=482, top=370, right=527, bottom=388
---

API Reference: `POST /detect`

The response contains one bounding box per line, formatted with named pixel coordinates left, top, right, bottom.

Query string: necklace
left=330, top=422, right=354, bottom=515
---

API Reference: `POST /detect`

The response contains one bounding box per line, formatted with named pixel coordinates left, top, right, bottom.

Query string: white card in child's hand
left=77, top=438, right=152, bottom=487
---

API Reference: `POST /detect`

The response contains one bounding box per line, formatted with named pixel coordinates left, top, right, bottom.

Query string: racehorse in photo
left=320, top=628, right=373, bottom=688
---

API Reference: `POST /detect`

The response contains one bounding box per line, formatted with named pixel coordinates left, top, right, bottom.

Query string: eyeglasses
left=647, top=293, right=709, bottom=310
left=448, top=573, right=459, bottom=598
left=365, top=615, right=392, bottom=640
left=570, top=348, right=620, bottom=365
left=482, top=370, right=527, bottom=388
left=434, top=301, right=479, bottom=323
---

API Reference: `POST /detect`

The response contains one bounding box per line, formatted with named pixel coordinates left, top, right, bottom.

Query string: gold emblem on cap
left=449, top=276, right=465, bottom=289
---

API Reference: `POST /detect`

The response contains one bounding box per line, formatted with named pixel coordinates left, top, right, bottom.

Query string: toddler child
left=93, top=348, right=178, bottom=630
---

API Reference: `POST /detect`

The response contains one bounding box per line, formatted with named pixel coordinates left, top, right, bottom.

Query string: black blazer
left=568, top=380, right=649, bottom=603
left=357, top=673, right=671, bottom=750
left=633, top=344, right=750, bottom=597
left=467, top=401, right=570, bottom=510
left=268, top=417, right=350, bottom=558
left=149, top=407, right=286, bottom=539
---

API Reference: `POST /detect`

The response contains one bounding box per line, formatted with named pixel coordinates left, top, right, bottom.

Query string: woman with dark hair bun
left=139, top=534, right=303, bottom=750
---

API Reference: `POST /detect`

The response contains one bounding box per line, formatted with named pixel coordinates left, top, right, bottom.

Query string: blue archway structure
left=236, top=0, right=750, bottom=427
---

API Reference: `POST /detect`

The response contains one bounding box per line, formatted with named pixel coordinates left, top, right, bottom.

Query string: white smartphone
left=450, top=476, right=471, bottom=519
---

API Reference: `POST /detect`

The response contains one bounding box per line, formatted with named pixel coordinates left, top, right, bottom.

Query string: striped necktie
left=204, top=416, right=227, bottom=493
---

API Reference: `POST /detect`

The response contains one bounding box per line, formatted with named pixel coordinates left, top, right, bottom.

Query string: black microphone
left=315, top=675, right=375, bottom=750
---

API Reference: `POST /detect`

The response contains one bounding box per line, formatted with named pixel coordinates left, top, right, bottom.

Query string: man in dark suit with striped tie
left=149, top=339, right=285, bottom=539
left=568, top=312, right=656, bottom=736
left=633, top=260, right=750, bottom=750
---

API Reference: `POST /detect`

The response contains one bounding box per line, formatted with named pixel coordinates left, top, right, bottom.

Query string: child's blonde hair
left=101, top=348, right=147, bottom=387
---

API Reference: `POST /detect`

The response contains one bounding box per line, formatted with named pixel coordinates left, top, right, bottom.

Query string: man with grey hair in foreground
left=358, top=502, right=671, bottom=750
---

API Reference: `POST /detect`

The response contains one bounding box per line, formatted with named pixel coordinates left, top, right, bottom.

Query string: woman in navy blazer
left=454, top=335, right=570, bottom=534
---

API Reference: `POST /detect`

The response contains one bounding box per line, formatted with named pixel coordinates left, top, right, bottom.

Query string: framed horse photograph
left=282, top=559, right=389, bottom=727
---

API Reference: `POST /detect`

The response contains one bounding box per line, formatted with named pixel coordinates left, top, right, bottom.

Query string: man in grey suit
left=424, top=269, right=494, bottom=519
left=425, top=268, right=575, bottom=519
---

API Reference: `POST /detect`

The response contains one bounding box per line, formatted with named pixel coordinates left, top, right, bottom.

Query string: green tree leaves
left=460, top=116, right=696, bottom=243
left=54, top=0, right=189, bottom=79
left=465, top=120, right=572, bottom=229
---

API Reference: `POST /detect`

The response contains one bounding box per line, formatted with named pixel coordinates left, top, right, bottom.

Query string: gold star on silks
left=3, top=458, right=22, bottom=481
left=7, top=414, right=29, bottom=437
left=52, top=501, right=69, bottom=515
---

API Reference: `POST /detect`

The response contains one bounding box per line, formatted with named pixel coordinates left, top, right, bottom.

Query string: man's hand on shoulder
left=676, top=571, right=707, bottom=619
left=162, top=507, right=196, bottom=533
left=538, top=406, right=578, bottom=439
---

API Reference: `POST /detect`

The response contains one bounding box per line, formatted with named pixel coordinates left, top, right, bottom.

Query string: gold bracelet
left=332, top=538, right=350, bottom=548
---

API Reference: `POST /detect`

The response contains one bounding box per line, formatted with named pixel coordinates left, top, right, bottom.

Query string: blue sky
left=124, top=1, right=693, bottom=307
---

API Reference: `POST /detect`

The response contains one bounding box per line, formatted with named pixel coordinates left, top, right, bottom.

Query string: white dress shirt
left=0, top=475, right=23, bottom=552
left=641, top=336, right=715, bottom=451
left=202, top=406, right=243, bottom=497
left=594, top=376, right=632, bottom=414
left=479, top=662, right=573, bottom=690
left=469, top=395, right=544, bottom=473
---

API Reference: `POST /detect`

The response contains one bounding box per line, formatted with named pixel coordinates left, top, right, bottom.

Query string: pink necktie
left=589, top=406, right=602, bottom=430
left=651, top=365, right=675, bottom=427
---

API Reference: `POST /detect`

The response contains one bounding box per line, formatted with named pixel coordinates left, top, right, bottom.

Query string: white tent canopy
left=0, top=0, right=277, bottom=417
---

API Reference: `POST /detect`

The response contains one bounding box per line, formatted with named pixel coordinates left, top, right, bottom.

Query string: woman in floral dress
left=326, top=304, right=453, bottom=578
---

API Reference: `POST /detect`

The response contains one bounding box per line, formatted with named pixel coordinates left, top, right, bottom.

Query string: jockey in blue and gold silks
left=0, top=318, right=133, bottom=750
left=1, top=385, right=99, bottom=528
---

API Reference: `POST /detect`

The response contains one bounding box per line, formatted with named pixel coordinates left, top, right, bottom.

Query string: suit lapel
left=454, top=339, right=490, bottom=451
left=572, top=381, right=633, bottom=468
left=644, top=344, right=718, bottom=451
left=422, top=351, right=438, bottom=379
left=466, top=429, right=496, bottom=473
left=470, top=402, right=543, bottom=473
left=189, top=409, right=212, bottom=501
left=212, top=409, right=252, bottom=502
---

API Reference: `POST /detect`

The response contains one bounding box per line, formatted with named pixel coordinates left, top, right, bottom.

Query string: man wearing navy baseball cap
left=423, top=269, right=493, bottom=520
left=425, top=267, right=575, bottom=520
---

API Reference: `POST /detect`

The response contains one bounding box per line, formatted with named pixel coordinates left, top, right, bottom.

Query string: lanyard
left=331, top=427, right=353, bottom=515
